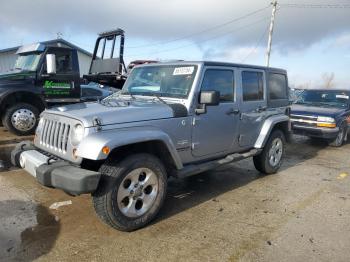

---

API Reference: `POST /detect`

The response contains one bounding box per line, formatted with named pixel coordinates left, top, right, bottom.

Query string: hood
left=45, top=98, right=182, bottom=127
left=0, top=70, right=36, bottom=86
left=291, top=104, right=346, bottom=118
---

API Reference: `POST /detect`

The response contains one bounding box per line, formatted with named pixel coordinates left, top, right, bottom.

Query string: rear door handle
left=226, top=108, right=240, bottom=115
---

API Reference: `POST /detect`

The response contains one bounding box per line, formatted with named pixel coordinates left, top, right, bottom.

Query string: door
left=191, top=68, right=240, bottom=157
left=38, top=47, right=81, bottom=103
left=238, top=69, right=267, bottom=148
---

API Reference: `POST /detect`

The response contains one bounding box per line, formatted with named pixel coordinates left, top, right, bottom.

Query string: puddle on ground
left=0, top=200, right=60, bottom=261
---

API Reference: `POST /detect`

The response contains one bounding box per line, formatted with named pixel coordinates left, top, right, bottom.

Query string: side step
left=173, top=149, right=260, bottom=179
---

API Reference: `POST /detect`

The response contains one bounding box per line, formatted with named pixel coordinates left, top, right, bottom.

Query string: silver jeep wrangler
left=12, top=61, right=291, bottom=231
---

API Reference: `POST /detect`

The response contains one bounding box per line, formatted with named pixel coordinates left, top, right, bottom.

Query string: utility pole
left=266, top=1, right=278, bottom=67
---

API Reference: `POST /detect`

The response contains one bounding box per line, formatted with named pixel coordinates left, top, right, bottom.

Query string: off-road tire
left=2, top=103, right=39, bottom=136
left=92, top=153, right=167, bottom=231
left=253, top=130, right=285, bottom=174
left=329, top=124, right=347, bottom=147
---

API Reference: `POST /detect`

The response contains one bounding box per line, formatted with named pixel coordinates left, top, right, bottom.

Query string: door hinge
left=192, top=116, right=202, bottom=126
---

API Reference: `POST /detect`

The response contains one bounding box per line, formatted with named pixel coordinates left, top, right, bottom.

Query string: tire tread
left=1, top=103, right=39, bottom=136
left=253, top=129, right=285, bottom=174
left=92, top=154, right=167, bottom=231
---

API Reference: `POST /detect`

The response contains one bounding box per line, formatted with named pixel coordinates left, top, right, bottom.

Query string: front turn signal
left=317, top=123, right=336, bottom=128
left=102, top=146, right=110, bottom=155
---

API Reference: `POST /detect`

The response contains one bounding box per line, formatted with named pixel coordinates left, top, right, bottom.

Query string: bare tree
left=322, top=72, right=335, bottom=89
left=296, top=82, right=311, bottom=90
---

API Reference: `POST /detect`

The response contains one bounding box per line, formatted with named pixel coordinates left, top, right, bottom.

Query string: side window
left=201, top=69, right=234, bottom=102
left=269, top=73, right=287, bottom=100
left=242, top=71, right=264, bottom=101
left=55, top=51, right=73, bottom=74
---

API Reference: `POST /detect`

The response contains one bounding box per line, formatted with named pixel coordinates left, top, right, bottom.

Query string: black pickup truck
left=0, top=43, right=82, bottom=135
left=290, top=89, right=350, bottom=147
left=0, top=29, right=126, bottom=136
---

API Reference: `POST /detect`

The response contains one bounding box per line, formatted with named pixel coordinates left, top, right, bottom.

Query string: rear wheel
left=2, top=103, right=39, bottom=136
left=93, top=153, right=167, bottom=231
left=253, top=130, right=285, bottom=174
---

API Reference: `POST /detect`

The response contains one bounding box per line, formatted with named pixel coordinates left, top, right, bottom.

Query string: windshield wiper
left=308, top=101, right=332, bottom=107
left=318, top=102, right=344, bottom=108
left=119, top=92, right=136, bottom=100
left=151, top=94, right=167, bottom=105
left=14, top=68, right=35, bottom=72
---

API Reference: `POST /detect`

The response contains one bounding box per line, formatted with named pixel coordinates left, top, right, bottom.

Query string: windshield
left=14, top=53, right=42, bottom=71
left=295, top=90, right=350, bottom=108
left=119, top=65, right=198, bottom=99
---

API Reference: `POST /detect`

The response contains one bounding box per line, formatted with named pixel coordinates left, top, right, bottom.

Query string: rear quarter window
left=269, top=73, right=288, bottom=100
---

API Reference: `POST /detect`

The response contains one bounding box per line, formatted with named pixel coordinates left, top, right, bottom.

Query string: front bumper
left=11, top=141, right=100, bottom=196
left=292, top=124, right=339, bottom=139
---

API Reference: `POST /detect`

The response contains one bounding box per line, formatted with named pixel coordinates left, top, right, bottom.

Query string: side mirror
left=195, top=91, right=220, bottom=114
left=199, top=91, right=220, bottom=106
left=46, top=54, right=56, bottom=74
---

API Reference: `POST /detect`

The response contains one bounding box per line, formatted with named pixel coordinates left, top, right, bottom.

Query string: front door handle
left=226, top=108, right=240, bottom=115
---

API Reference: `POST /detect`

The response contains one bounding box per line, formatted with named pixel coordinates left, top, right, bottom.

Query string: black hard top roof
left=202, top=61, right=286, bottom=73
left=140, top=60, right=287, bottom=73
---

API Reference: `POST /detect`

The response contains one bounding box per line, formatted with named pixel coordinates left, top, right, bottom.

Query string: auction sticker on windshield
left=173, top=67, right=194, bottom=75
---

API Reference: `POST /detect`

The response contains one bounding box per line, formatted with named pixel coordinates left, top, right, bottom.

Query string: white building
left=0, top=39, right=92, bottom=77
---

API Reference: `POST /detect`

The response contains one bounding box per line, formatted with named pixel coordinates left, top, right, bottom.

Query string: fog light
left=102, top=146, right=110, bottom=155
left=72, top=148, right=78, bottom=159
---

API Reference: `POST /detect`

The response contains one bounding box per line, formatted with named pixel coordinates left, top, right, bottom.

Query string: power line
left=127, top=5, right=271, bottom=49
left=127, top=16, right=271, bottom=58
left=242, top=2, right=280, bottom=65
left=280, top=3, right=350, bottom=8
left=241, top=24, right=270, bottom=63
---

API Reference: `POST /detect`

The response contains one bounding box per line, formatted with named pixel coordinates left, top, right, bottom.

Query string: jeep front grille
left=40, top=118, right=71, bottom=153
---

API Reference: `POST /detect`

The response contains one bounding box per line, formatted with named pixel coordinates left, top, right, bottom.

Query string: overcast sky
left=1, top=0, right=350, bottom=87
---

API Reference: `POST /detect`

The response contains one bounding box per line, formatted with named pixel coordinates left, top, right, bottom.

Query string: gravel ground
left=0, top=127, right=349, bottom=262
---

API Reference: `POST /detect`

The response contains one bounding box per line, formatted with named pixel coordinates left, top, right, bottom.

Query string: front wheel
left=253, top=130, right=285, bottom=174
left=93, top=154, right=167, bottom=231
left=329, top=124, right=347, bottom=147
left=2, top=103, right=39, bottom=136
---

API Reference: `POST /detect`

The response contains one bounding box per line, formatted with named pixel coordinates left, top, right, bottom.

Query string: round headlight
left=71, top=124, right=85, bottom=146
left=317, top=116, right=335, bottom=123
